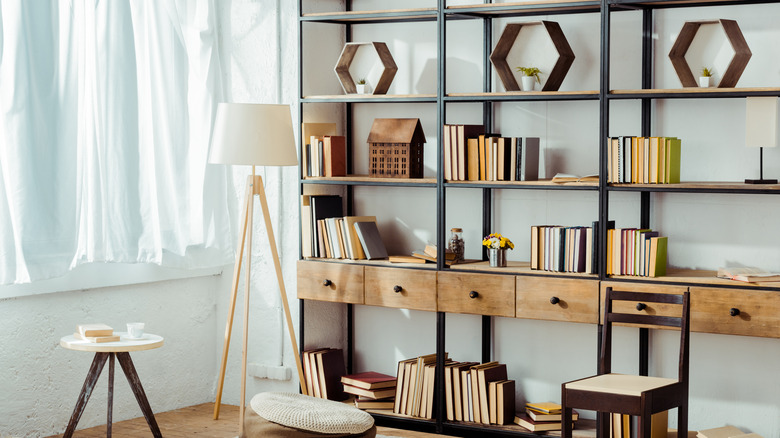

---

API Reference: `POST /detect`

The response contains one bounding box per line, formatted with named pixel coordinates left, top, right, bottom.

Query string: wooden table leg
left=63, top=353, right=109, bottom=438
left=116, top=352, right=162, bottom=438
left=107, top=353, right=114, bottom=437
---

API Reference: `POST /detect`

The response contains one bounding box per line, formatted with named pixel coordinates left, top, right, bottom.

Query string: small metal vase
left=488, top=248, right=507, bottom=267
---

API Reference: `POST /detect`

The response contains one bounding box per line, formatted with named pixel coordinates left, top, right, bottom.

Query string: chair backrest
left=600, top=287, right=690, bottom=384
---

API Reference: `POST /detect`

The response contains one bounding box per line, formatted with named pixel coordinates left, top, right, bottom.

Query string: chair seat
left=564, top=373, right=677, bottom=397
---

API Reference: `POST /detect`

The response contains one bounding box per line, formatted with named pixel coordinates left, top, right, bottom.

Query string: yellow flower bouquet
left=482, top=233, right=514, bottom=250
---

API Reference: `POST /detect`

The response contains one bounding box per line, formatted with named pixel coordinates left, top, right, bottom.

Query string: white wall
left=305, top=1, right=780, bottom=437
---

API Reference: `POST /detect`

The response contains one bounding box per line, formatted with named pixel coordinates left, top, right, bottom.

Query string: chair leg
left=597, top=411, right=610, bottom=438
left=678, top=404, right=688, bottom=438
left=561, top=388, right=571, bottom=438
left=640, top=403, right=653, bottom=438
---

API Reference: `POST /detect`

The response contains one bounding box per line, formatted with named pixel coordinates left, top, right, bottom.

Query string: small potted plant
left=482, top=233, right=514, bottom=267
left=515, top=66, right=542, bottom=91
left=356, top=78, right=369, bottom=94
left=699, top=67, right=713, bottom=88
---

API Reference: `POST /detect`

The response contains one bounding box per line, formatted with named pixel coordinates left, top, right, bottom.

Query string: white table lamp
left=208, top=103, right=307, bottom=431
left=745, top=96, right=778, bottom=184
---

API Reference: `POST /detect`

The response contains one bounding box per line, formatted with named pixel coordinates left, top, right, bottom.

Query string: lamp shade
left=208, top=103, right=299, bottom=166
left=745, top=97, right=779, bottom=149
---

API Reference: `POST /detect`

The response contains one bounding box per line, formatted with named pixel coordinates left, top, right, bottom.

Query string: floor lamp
left=208, top=103, right=307, bottom=431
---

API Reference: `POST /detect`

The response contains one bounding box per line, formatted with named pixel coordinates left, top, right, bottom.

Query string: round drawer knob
left=550, top=296, right=560, bottom=305
left=394, top=285, right=403, bottom=293
left=322, top=279, right=332, bottom=287
left=636, top=302, right=647, bottom=311
left=730, top=307, right=740, bottom=317
left=469, top=291, right=479, bottom=299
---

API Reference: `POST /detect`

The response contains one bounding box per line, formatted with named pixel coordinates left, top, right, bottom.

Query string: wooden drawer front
left=517, top=277, right=599, bottom=324
left=599, top=282, right=688, bottom=326
left=364, top=267, right=437, bottom=311
left=437, top=272, right=515, bottom=317
left=297, top=261, right=364, bottom=304
left=690, top=287, right=780, bottom=338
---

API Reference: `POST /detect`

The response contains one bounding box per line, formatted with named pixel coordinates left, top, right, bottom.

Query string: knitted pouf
left=241, top=392, right=376, bottom=438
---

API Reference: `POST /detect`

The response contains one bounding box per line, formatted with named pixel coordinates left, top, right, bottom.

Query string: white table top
left=60, top=332, right=164, bottom=353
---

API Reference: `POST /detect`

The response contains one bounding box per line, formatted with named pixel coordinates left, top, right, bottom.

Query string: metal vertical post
left=639, top=7, right=654, bottom=377
left=435, top=0, right=446, bottom=433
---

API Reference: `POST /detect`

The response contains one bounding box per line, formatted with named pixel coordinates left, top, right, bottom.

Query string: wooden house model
left=366, top=118, right=426, bottom=178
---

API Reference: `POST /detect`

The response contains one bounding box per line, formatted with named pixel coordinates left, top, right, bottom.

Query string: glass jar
left=448, top=228, right=465, bottom=262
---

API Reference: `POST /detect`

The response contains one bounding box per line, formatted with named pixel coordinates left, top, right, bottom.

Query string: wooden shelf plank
left=610, top=268, right=780, bottom=289
left=609, top=181, right=780, bottom=193
left=302, top=175, right=437, bottom=186
left=609, top=86, right=780, bottom=98
left=447, top=179, right=598, bottom=189
left=449, top=261, right=599, bottom=278
left=301, top=8, right=437, bottom=23
left=447, top=91, right=599, bottom=101
left=448, top=1, right=601, bottom=16
left=302, top=257, right=439, bottom=270
left=303, top=94, right=437, bottom=102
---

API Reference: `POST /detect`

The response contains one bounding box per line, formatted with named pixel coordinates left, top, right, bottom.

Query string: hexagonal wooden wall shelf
left=490, top=21, right=575, bottom=92
left=334, top=42, right=398, bottom=95
left=668, top=19, right=751, bottom=88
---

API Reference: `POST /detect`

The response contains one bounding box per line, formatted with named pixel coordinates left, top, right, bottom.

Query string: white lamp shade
left=208, top=103, right=299, bottom=166
left=746, top=97, right=779, bottom=149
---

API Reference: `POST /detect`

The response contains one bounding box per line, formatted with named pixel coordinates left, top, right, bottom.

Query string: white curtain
left=0, top=0, right=234, bottom=285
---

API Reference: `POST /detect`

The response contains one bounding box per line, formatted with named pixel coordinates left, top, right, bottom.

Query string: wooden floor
left=46, top=403, right=451, bottom=438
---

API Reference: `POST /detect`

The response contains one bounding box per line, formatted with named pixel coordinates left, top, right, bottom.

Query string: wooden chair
left=561, top=287, right=690, bottom=438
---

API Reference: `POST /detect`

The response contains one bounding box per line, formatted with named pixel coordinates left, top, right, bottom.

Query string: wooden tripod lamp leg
left=238, top=180, right=255, bottom=435
left=254, top=175, right=308, bottom=396
left=214, top=176, right=253, bottom=420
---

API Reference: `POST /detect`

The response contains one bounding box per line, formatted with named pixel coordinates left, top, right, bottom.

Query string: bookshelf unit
left=297, top=1, right=780, bottom=437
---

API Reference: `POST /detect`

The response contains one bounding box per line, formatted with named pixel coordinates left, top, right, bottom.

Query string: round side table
left=60, top=333, right=164, bottom=437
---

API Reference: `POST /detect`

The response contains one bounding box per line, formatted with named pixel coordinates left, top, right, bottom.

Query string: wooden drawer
left=516, top=277, right=599, bottom=324
left=364, top=267, right=437, bottom=311
left=437, top=271, right=515, bottom=317
left=599, top=281, right=688, bottom=326
left=297, top=260, right=364, bottom=304
left=690, top=287, right=780, bottom=338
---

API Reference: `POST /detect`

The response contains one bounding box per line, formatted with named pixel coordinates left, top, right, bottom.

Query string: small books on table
left=514, top=412, right=573, bottom=432
left=75, top=324, right=118, bottom=342
left=717, top=267, right=780, bottom=283
left=77, top=323, right=113, bottom=337
left=527, top=408, right=578, bottom=422
left=525, top=401, right=562, bottom=414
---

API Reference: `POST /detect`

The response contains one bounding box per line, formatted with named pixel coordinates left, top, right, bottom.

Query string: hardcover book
left=354, top=221, right=388, bottom=260
left=340, top=371, right=396, bottom=390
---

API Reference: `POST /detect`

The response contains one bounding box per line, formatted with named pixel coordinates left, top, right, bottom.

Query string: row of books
left=609, top=411, right=668, bottom=438
left=301, top=195, right=388, bottom=260
left=514, top=402, right=579, bottom=432
left=75, top=323, right=119, bottom=343
left=393, top=353, right=445, bottom=419
left=302, top=135, right=346, bottom=177
left=607, top=136, right=682, bottom=184
left=443, top=124, right=540, bottom=182
left=607, top=228, right=668, bottom=277
left=302, top=348, right=347, bottom=401
left=530, top=225, right=595, bottom=274
left=443, top=361, right=515, bottom=425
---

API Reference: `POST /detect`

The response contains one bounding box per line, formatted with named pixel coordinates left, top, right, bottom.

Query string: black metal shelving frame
left=296, top=1, right=780, bottom=437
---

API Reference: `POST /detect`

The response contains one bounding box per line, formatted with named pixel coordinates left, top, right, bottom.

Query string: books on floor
left=354, top=398, right=395, bottom=410
left=393, top=353, right=448, bottom=419
left=697, top=425, right=761, bottom=438
left=441, top=361, right=515, bottom=425
left=514, top=402, right=578, bottom=432
left=301, top=348, right=347, bottom=401
left=342, top=371, right=397, bottom=402
left=75, top=324, right=118, bottom=343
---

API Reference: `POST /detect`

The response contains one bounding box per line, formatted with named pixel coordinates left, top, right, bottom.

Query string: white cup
left=127, top=322, right=145, bottom=338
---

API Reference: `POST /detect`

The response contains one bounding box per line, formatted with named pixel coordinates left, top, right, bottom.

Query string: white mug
left=127, top=322, right=145, bottom=338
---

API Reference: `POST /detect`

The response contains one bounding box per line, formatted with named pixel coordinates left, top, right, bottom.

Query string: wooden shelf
left=444, top=418, right=596, bottom=437
left=446, top=179, right=598, bottom=190
left=449, top=261, right=599, bottom=278
left=609, top=268, right=780, bottom=290
left=609, top=181, right=780, bottom=194
left=303, top=94, right=437, bottom=103
left=302, top=175, right=437, bottom=187
left=302, top=257, right=438, bottom=270
left=447, top=1, right=601, bottom=17
left=609, top=87, right=780, bottom=99
left=301, top=8, right=437, bottom=24
left=446, top=90, right=599, bottom=102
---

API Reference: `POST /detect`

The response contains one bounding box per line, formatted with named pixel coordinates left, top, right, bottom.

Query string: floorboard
left=44, top=403, right=452, bottom=438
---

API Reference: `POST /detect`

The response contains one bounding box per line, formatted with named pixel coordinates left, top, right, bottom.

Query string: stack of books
left=606, top=228, right=668, bottom=277
left=393, top=353, right=448, bottom=419
left=441, top=361, right=515, bottom=425
left=302, top=135, right=346, bottom=178
left=514, top=402, right=577, bottom=432
left=607, top=136, right=682, bottom=184
left=74, top=324, right=119, bottom=343
left=341, top=372, right=397, bottom=410
left=442, top=124, right=540, bottom=182
left=301, top=348, right=348, bottom=401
